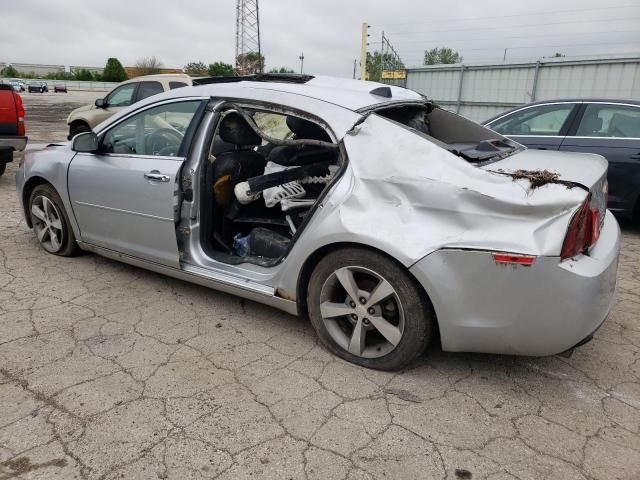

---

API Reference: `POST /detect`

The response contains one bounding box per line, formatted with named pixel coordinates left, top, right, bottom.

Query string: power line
left=374, top=4, right=639, bottom=28
left=368, top=29, right=640, bottom=46
left=372, top=16, right=640, bottom=37
left=396, top=40, right=640, bottom=56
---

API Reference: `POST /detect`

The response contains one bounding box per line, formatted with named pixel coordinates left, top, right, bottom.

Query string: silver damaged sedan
left=16, top=75, right=621, bottom=370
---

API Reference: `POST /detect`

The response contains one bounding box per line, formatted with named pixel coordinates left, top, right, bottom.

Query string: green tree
left=269, top=67, right=295, bottom=74
left=365, top=51, right=404, bottom=81
left=73, top=69, right=95, bottom=81
left=552, top=52, right=565, bottom=58
left=183, top=61, right=208, bottom=76
left=236, top=52, right=264, bottom=75
left=208, top=61, right=235, bottom=76
left=102, top=58, right=127, bottom=82
left=423, top=47, right=462, bottom=65
left=0, top=65, right=19, bottom=78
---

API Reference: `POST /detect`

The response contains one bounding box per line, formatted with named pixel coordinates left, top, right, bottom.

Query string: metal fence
left=33, top=79, right=117, bottom=92
left=391, top=56, right=640, bottom=122
left=0, top=78, right=117, bottom=92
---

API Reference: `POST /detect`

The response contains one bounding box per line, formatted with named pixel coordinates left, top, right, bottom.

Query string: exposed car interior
left=200, top=106, right=341, bottom=265
left=376, top=102, right=522, bottom=163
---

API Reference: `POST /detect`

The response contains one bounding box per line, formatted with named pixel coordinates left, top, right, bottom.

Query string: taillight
left=14, top=93, right=25, bottom=137
left=560, top=195, right=600, bottom=260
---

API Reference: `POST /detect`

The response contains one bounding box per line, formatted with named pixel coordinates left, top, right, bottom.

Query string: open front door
left=68, top=100, right=203, bottom=268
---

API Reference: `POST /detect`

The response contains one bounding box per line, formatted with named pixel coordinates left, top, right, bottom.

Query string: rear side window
left=490, top=104, right=575, bottom=136
left=576, top=104, right=640, bottom=138
left=136, top=81, right=164, bottom=101
left=169, top=81, right=188, bottom=90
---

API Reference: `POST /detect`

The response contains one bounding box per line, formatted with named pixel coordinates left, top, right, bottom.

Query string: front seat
left=209, top=112, right=266, bottom=208
left=267, top=116, right=336, bottom=167
left=578, top=115, right=603, bottom=136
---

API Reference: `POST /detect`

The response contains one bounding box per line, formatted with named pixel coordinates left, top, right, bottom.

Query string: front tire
left=28, top=184, right=79, bottom=257
left=68, top=122, right=91, bottom=139
left=307, top=248, right=433, bottom=370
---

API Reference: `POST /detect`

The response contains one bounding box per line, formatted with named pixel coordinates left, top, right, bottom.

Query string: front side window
left=576, top=104, right=640, bottom=138
left=490, top=104, right=575, bottom=136
left=101, top=101, right=201, bottom=156
left=105, top=84, right=136, bottom=107
left=136, top=81, right=164, bottom=101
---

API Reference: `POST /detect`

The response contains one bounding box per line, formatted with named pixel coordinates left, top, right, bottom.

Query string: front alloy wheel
left=31, top=195, right=64, bottom=253
left=28, top=184, right=79, bottom=257
left=308, top=248, right=433, bottom=370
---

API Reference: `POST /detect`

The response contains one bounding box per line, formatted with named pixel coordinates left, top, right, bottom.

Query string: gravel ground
left=1, top=92, right=640, bottom=480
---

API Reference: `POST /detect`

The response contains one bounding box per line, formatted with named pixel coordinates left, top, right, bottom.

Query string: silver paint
left=15, top=76, right=621, bottom=356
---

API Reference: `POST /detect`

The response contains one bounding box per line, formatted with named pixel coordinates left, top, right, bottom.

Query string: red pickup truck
left=0, top=84, right=27, bottom=176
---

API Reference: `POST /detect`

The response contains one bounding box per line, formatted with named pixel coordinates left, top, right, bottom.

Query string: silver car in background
left=15, top=75, right=620, bottom=370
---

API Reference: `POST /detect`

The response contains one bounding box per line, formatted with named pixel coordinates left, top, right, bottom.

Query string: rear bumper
left=410, top=211, right=621, bottom=356
left=0, top=136, right=27, bottom=153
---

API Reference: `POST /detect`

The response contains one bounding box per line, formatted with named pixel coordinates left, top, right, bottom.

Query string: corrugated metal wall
left=398, top=56, right=640, bottom=122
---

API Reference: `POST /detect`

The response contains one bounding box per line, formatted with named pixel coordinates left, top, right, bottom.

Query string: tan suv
left=66, top=74, right=192, bottom=139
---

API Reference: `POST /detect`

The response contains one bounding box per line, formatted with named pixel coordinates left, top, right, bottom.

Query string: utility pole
left=299, top=52, right=305, bottom=74
left=235, top=0, right=262, bottom=75
left=359, top=22, right=369, bottom=80
left=353, top=59, right=357, bottom=79
left=380, top=31, right=385, bottom=81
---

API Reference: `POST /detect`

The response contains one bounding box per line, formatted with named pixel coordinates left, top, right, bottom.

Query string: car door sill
left=77, top=241, right=298, bottom=315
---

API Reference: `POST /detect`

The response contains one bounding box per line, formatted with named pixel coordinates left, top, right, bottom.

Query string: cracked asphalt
left=1, top=92, right=640, bottom=480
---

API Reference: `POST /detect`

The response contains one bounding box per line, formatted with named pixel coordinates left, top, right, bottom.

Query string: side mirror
left=95, top=98, right=106, bottom=108
left=72, top=131, right=99, bottom=153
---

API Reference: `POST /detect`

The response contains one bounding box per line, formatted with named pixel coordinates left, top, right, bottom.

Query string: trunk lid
left=484, top=148, right=608, bottom=231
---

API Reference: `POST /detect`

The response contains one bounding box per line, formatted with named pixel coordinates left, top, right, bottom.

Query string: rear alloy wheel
left=307, top=248, right=433, bottom=370
left=29, top=184, right=79, bottom=256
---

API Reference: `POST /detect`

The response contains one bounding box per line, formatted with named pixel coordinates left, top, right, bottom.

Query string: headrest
left=286, top=116, right=331, bottom=142
left=581, top=115, right=603, bottom=134
left=609, top=113, right=640, bottom=138
left=219, top=112, right=262, bottom=147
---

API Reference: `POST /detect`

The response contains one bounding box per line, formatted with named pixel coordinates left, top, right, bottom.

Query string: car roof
left=120, top=73, right=192, bottom=85
left=120, top=75, right=425, bottom=113
left=484, top=98, right=640, bottom=123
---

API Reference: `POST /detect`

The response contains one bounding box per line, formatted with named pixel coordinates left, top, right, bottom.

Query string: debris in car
left=491, top=169, right=584, bottom=190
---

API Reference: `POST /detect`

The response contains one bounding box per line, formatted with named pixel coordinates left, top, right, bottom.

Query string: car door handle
left=144, top=172, right=171, bottom=182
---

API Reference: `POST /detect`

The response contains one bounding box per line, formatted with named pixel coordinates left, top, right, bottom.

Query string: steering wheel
left=147, top=128, right=184, bottom=156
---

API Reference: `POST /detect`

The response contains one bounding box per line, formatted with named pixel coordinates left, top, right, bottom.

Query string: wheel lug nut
left=349, top=301, right=356, bottom=308
left=363, top=318, right=370, bottom=325
left=351, top=314, right=358, bottom=321
left=359, top=297, right=366, bottom=304
left=368, top=307, right=375, bottom=315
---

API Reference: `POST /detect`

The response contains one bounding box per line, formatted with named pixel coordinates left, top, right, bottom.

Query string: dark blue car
left=484, top=100, right=640, bottom=222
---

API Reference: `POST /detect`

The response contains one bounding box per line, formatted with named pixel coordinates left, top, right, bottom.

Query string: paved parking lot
left=1, top=92, right=640, bottom=479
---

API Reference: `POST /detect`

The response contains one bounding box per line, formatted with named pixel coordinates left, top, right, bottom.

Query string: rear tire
left=28, top=184, right=79, bottom=257
left=0, top=150, right=9, bottom=176
left=307, top=248, right=433, bottom=371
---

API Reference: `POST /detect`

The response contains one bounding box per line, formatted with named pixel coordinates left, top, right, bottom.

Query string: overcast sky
left=1, top=0, right=639, bottom=77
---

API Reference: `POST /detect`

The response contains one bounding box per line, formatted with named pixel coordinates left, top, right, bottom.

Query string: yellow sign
left=381, top=70, right=406, bottom=80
